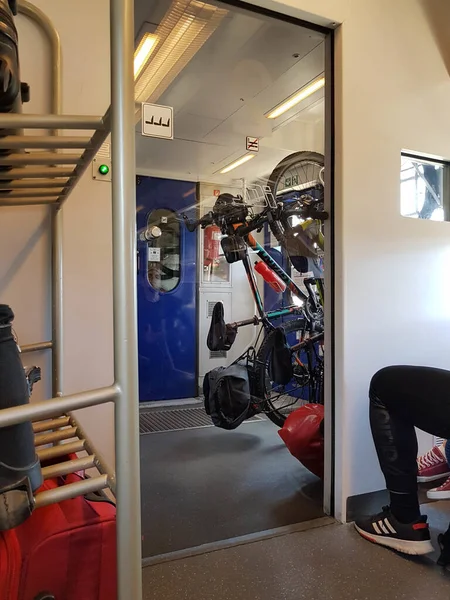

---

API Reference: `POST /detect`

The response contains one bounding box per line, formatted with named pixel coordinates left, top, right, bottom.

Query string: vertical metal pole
left=110, top=0, right=142, bottom=598
left=18, top=2, right=63, bottom=396
left=52, top=206, right=63, bottom=396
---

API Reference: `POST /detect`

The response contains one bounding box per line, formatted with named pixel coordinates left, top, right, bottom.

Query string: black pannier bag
left=207, top=301, right=237, bottom=352
left=0, top=305, right=42, bottom=530
left=203, top=362, right=257, bottom=430
left=220, top=235, right=246, bottom=264
left=269, top=327, right=294, bottom=385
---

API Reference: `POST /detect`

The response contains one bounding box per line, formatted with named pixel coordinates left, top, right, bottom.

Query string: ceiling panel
left=136, top=133, right=229, bottom=177
left=158, top=9, right=323, bottom=121
left=173, top=112, right=223, bottom=141
left=135, top=0, right=326, bottom=185
left=200, top=43, right=324, bottom=146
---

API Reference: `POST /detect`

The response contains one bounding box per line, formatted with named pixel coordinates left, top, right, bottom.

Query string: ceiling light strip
left=134, top=33, right=158, bottom=79
left=266, top=76, right=325, bottom=120
left=219, top=154, right=255, bottom=174
left=134, top=0, right=228, bottom=107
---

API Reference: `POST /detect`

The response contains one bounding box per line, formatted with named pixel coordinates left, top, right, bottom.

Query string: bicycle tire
left=255, top=319, right=323, bottom=428
left=266, top=151, right=325, bottom=245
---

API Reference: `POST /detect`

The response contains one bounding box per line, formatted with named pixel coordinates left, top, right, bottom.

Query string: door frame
left=219, top=0, right=336, bottom=519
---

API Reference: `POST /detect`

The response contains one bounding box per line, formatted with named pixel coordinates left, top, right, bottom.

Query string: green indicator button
left=98, top=164, right=110, bottom=175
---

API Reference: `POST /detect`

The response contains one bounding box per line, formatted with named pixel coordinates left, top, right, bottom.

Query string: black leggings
left=370, top=365, right=450, bottom=494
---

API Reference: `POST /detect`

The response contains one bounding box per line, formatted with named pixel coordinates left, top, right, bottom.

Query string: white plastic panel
left=198, top=291, right=232, bottom=379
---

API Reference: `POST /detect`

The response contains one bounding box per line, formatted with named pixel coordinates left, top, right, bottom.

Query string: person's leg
left=355, top=365, right=450, bottom=556
left=369, top=365, right=450, bottom=522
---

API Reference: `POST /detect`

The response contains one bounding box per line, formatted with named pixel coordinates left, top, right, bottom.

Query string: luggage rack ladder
left=0, top=1, right=141, bottom=598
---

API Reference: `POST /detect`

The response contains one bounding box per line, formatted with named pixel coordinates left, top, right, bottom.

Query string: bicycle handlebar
left=182, top=211, right=215, bottom=232
left=182, top=204, right=328, bottom=234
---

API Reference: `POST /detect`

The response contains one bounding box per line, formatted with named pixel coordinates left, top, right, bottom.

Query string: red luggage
left=0, top=473, right=117, bottom=600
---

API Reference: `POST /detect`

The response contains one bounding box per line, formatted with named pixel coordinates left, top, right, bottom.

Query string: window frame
left=401, top=152, right=450, bottom=221
left=146, top=207, right=182, bottom=293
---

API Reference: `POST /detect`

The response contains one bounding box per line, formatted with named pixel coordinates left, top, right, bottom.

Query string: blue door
left=136, top=175, right=197, bottom=401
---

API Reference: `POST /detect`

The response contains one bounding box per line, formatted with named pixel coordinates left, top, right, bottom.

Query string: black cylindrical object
left=0, top=0, right=29, bottom=190
left=0, top=0, right=21, bottom=112
left=0, top=305, right=42, bottom=530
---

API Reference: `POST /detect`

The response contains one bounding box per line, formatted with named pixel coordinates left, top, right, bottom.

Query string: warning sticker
left=246, top=136, right=259, bottom=152
left=148, top=247, right=161, bottom=262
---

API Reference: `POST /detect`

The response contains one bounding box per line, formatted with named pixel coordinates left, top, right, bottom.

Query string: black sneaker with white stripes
left=355, top=506, right=434, bottom=555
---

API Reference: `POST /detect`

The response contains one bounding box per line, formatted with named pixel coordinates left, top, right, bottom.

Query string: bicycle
left=183, top=152, right=327, bottom=426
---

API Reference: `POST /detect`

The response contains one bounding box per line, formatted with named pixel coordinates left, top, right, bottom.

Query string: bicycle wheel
left=266, top=151, right=325, bottom=246
left=254, top=319, right=324, bottom=427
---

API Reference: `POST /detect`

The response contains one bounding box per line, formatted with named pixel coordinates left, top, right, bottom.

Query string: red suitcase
left=0, top=473, right=117, bottom=600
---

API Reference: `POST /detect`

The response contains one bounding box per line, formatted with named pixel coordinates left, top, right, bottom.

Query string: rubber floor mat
left=140, top=420, right=324, bottom=557
left=139, top=406, right=263, bottom=434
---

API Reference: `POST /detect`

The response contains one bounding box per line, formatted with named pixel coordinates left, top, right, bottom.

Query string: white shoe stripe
left=373, top=522, right=382, bottom=535
left=379, top=520, right=389, bottom=535
left=384, top=518, right=397, bottom=534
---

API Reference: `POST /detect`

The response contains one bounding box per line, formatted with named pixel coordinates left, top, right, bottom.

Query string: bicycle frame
left=243, top=231, right=309, bottom=320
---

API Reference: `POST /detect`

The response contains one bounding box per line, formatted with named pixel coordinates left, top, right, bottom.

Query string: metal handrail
left=0, top=167, right=73, bottom=178
left=0, top=153, right=83, bottom=165
left=0, top=136, right=92, bottom=148
left=0, top=2, right=144, bottom=597
left=34, top=475, right=109, bottom=508
left=0, top=384, right=119, bottom=427
left=0, top=197, right=58, bottom=206
left=32, top=415, right=70, bottom=432
left=0, top=114, right=105, bottom=129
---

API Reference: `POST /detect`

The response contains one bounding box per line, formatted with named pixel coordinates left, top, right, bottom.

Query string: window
left=201, top=225, right=230, bottom=285
left=146, top=208, right=180, bottom=292
left=400, top=154, right=448, bottom=221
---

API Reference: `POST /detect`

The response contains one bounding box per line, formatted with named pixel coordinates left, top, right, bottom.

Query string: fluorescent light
left=266, top=77, right=325, bottom=119
left=220, top=154, right=255, bottom=174
left=135, top=0, right=228, bottom=108
left=134, top=34, right=158, bottom=79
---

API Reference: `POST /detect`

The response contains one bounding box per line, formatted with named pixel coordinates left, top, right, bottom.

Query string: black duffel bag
left=0, top=305, right=42, bottom=530
left=203, top=363, right=257, bottom=430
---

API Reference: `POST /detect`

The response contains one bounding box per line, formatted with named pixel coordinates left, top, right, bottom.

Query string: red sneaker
left=427, top=475, right=450, bottom=500
left=417, top=446, right=450, bottom=483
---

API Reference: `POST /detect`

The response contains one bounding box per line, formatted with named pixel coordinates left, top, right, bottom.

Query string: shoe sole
left=427, top=489, right=450, bottom=500
left=417, top=472, right=450, bottom=483
left=354, top=524, right=434, bottom=556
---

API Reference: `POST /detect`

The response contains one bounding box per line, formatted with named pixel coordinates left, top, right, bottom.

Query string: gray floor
left=140, top=420, right=323, bottom=558
left=142, top=502, right=450, bottom=600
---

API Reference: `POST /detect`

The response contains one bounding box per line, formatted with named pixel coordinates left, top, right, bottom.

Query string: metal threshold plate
left=139, top=406, right=264, bottom=434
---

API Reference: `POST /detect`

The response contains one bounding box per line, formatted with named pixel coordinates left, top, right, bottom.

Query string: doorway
left=134, top=0, right=334, bottom=559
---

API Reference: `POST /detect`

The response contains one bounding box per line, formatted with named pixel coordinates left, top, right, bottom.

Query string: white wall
left=197, top=182, right=257, bottom=379
left=247, top=0, right=450, bottom=519
left=2, top=1, right=115, bottom=468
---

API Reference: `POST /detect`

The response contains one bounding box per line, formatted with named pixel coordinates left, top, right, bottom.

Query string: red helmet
left=278, top=403, right=324, bottom=479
